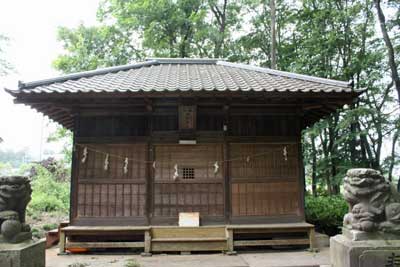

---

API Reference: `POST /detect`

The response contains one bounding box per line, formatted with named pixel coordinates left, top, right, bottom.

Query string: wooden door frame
left=150, top=143, right=226, bottom=225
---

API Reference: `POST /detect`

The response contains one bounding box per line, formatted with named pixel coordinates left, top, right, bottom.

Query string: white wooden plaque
left=179, top=212, right=200, bottom=227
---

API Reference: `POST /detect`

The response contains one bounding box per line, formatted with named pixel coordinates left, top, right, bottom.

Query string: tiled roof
left=7, top=58, right=355, bottom=95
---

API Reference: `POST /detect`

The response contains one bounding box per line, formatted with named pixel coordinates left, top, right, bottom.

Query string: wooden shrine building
left=6, top=58, right=359, bottom=254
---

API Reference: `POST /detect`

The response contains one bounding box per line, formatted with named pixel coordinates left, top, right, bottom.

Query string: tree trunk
left=320, top=130, right=332, bottom=195
left=210, top=0, right=227, bottom=58
left=388, top=128, right=399, bottom=182
left=311, top=136, right=317, bottom=197
left=374, top=0, right=400, bottom=106
left=270, top=0, right=277, bottom=69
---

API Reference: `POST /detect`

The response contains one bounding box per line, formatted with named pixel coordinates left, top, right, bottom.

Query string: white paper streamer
left=214, top=161, right=219, bottom=174
left=283, top=146, right=288, bottom=161
left=152, top=161, right=156, bottom=169
left=81, top=147, right=88, bottom=163
left=104, top=154, right=109, bottom=170
left=124, top=157, right=129, bottom=174
left=173, top=164, right=179, bottom=180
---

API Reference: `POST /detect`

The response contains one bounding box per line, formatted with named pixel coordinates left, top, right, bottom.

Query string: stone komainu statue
left=343, top=168, right=400, bottom=234
left=0, top=176, right=32, bottom=243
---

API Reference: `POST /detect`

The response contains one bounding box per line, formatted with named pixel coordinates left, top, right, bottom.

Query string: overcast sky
left=0, top=0, right=101, bottom=160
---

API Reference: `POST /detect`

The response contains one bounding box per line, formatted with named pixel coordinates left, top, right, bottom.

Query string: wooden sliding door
left=152, top=144, right=224, bottom=224
left=230, top=143, right=301, bottom=220
left=74, top=144, right=147, bottom=225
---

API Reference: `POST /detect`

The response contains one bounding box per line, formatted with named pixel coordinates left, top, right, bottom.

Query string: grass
left=125, top=259, right=140, bottom=267
left=42, top=223, right=58, bottom=231
left=67, top=263, right=89, bottom=267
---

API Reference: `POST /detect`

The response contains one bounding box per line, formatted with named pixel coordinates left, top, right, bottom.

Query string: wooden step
left=152, top=237, right=228, bottom=242
left=150, top=226, right=228, bottom=252
left=151, top=226, right=226, bottom=239
left=233, top=238, right=310, bottom=247
left=66, top=241, right=144, bottom=249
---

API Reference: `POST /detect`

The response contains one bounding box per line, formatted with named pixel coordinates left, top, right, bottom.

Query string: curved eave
left=6, top=89, right=362, bottom=131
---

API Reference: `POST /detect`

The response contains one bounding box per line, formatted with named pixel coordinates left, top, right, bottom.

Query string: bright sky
left=0, top=0, right=101, bottom=160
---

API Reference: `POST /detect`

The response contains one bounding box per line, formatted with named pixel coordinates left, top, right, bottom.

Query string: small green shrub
left=68, top=263, right=89, bottom=267
left=125, top=259, right=140, bottom=267
left=305, top=195, right=348, bottom=236
left=42, top=223, right=58, bottom=231
left=31, top=228, right=41, bottom=239
left=27, top=164, right=70, bottom=213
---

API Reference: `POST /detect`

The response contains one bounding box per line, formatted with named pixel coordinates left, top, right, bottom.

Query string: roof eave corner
left=3, top=87, right=20, bottom=97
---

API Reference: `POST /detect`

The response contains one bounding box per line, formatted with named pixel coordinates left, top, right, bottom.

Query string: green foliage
left=27, top=164, right=70, bottom=213
left=305, top=195, right=348, bottom=236
left=53, top=24, right=139, bottom=73
left=31, top=228, right=41, bottom=239
left=125, top=259, right=140, bottom=267
left=42, top=223, right=58, bottom=231
left=68, top=263, right=89, bottom=267
left=0, top=148, right=32, bottom=168
left=54, top=0, right=243, bottom=72
left=47, top=127, right=73, bottom=166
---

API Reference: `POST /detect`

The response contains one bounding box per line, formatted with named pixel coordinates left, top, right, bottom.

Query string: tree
left=374, top=0, right=400, bottom=106
left=0, top=34, right=12, bottom=76
left=47, top=127, right=73, bottom=165
left=98, top=0, right=210, bottom=58
left=53, top=25, right=140, bottom=73
left=270, top=0, right=277, bottom=69
left=54, top=0, right=244, bottom=72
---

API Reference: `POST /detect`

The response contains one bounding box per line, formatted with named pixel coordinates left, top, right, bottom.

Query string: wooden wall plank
left=75, top=144, right=147, bottom=219
left=230, top=143, right=300, bottom=217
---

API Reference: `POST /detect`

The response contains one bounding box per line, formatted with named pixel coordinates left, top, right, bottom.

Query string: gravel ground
left=46, top=246, right=330, bottom=267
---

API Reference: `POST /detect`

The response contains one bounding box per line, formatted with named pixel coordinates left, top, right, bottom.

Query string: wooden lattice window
left=182, top=167, right=195, bottom=179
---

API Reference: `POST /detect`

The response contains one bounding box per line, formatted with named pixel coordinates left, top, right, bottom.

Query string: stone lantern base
left=0, top=239, right=45, bottom=267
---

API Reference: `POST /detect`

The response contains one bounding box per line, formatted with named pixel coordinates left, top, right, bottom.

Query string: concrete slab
left=240, top=248, right=330, bottom=267
left=46, top=247, right=330, bottom=267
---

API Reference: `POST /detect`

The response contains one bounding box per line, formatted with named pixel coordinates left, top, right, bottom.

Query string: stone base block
left=315, top=232, right=330, bottom=248
left=342, top=227, right=400, bottom=241
left=0, top=239, right=46, bottom=267
left=330, top=234, right=400, bottom=267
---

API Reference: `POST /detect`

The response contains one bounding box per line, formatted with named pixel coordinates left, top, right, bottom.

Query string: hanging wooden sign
left=179, top=105, right=196, bottom=130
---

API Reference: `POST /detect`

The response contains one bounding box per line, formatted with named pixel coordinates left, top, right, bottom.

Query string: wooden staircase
left=150, top=226, right=228, bottom=252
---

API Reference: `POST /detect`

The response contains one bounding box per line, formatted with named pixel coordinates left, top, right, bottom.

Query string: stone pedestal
left=330, top=234, right=400, bottom=267
left=0, top=239, right=45, bottom=267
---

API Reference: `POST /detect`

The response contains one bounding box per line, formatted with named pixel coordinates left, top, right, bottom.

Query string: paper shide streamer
left=283, top=146, right=288, bottom=161
left=104, top=154, right=109, bottom=171
left=124, top=158, right=129, bottom=174
left=81, top=147, right=88, bottom=163
left=173, top=164, right=179, bottom=180
left=214, top=161, right=219, bottom=174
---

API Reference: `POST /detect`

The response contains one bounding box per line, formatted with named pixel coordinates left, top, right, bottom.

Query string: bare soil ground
left=26, top=211, right=68, bottom=239
left=46, top=247, right=330, bottom=267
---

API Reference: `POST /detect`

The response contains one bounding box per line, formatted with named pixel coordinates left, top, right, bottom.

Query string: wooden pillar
left=141, top=229, right=152, bottom=256
left=297, top=109, right=306, bottom=220
left=308, top=227, right=316, bottom=250
left=146, top=102, right=153, bottom=225
left=69, top=112, right=79, bottom=225
left=58, top=229, right=67, bottom=255
left=223, top=104, right=231, bottom=223
left=226, top=228, right=236, bottom=254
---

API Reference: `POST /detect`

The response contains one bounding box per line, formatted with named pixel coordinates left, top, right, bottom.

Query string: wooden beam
left=233, top=239, right=310, bottom=246
left=65, top=241, right=144, bottom=249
